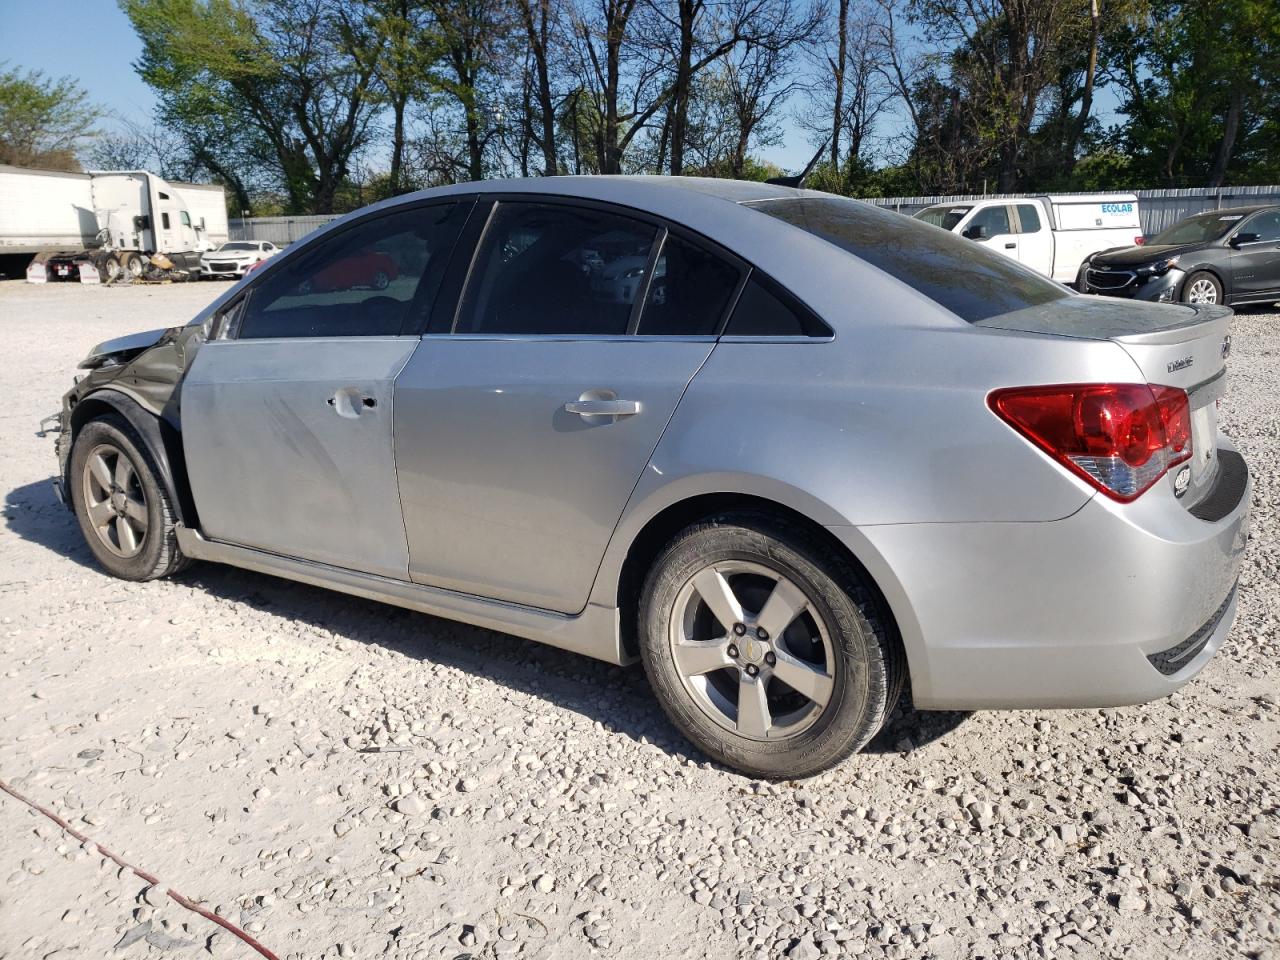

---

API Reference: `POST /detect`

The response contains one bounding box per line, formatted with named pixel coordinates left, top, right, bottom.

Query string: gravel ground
left=0, top=279, right=1277, bottom=960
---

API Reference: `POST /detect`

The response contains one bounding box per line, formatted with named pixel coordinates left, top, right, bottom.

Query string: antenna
left=766, top=135, right=832, bottom=188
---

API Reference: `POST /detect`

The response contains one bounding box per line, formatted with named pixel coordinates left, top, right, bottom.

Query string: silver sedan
left=52, top=177, right=1251, bottom=777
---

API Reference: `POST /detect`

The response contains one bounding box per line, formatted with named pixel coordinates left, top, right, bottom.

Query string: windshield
left=1149, top=212, right=1243, bottom=246
left=914, top=206, right=972, bottom=231
left=748, top=196, right=1068, bottom=323
left=218, top=242, right=257, bottom=252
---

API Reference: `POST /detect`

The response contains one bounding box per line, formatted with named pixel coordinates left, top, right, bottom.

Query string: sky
left=0, top=0, right=821, bottom=173
left=0, top=0, right=1116, bottom=182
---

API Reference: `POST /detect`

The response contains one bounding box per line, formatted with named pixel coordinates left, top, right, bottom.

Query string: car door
left=182, top=200, right=473, bottom=579
left=962, top=204, right=1019, bottom=263
left=1012, top=203, right=1053, bottom=277
left=393, top=198, right=745, bottom=614
left=1229, top=210, right=1280, bottom=300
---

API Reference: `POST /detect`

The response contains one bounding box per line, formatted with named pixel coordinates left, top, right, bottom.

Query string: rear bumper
left=833, top=441, right=1251, bottom=710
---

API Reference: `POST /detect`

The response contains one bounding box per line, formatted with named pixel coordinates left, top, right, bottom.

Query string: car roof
left=1183, top=204, right=1276, bottom=218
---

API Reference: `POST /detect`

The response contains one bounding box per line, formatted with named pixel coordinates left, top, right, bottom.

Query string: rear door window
left=238, top=202, right=468, bottom=339
left=635, top=233, right=742, bottom=336
left=1015, top=204, right=1043, bottom=233
left=746, top=196, right=1067, bottom=323
left=456, top=201, right=658, bottom=336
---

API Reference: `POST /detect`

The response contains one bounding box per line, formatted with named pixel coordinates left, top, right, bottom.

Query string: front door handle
left=565, top=398, right=641, bottom=417
left=328, top=388, right=377, bottom=418
left=1004, top=242, right=1017, bottom=249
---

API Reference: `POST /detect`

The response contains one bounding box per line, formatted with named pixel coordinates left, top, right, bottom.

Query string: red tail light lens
left=1134, top=236, right=1146, bottom=245
left=989, top=383, right=1193, bottom=502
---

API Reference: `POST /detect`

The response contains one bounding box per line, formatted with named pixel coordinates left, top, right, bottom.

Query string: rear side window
left=238, top=202, right=467, bottom=339
left=725, top=275, right=831, bottom=337
left=748, top=197, right=1067, bottom=323
left=1015, top=204, right=1042, bottom=233
left=636, top=234, right=741, bottom=336
left=457, top=202, right=657, bottom=336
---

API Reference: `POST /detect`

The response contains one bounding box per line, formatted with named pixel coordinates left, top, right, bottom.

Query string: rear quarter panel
left=589, top=320, right=1144, bottom=608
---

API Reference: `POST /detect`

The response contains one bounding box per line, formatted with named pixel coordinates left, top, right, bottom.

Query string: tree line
left=2, top=0, right=1276, bottom=215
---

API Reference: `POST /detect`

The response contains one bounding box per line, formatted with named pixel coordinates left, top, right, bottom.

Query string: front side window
left=747, top=196, right=1067, bottom=323
left=180, top=210, right=191, bottom=227
left=635, top=234, right=741, bottom=336
left=237, top=202, right=467, bottom=339
left=1015, top=204, right=1043, bottom=233
left=1241, top=210, right=1280, bottom=243
left=456, top=202, right=657, bottom=336
left=966, top=205, right=1011, bottom=238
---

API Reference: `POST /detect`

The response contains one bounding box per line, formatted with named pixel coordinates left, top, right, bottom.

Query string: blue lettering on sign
left=1101, top=202, right=1134, bottom=214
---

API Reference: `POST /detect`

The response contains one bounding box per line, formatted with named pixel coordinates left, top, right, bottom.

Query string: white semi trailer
left=0, top=164, right=227, bottom=282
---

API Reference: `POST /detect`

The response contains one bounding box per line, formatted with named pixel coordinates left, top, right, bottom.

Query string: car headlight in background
left=1140, top=256, right=1179, bottom=276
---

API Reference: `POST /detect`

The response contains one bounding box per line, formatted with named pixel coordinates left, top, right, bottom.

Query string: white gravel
left=1, top=280, right=1277, bottom=960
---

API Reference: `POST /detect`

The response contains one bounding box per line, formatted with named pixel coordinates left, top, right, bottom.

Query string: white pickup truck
left=913, top=194, right=1144, bottom=286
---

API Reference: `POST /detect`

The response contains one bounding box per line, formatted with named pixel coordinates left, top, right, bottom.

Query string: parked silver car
left=52, top=178, right=1251, bottom=778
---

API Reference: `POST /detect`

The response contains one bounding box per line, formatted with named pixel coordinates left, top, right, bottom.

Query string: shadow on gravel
left=4, top=479, right=99, bottom=572
left=3, top=477, right=704, bottom=763
left=865, top=694, right=972, bottom=754
left=6, top=475, right=973, bottom=771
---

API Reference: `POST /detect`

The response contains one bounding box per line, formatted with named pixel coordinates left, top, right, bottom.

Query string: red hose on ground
left=0, top=777, right=281, bottom=960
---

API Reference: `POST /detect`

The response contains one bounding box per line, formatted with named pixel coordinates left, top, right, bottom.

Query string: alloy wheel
left=668, top=560, right=836, bottom=741
left=1187, top=278, right=1218, bottom=304
left=81, top=443, right=149, bottom=558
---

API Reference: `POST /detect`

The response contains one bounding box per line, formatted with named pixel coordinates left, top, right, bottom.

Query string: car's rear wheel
left=69, top=416, right=191, bottom=581
left=1183, top=271, right=1222, bottom=305
left=639, top=513, right=902, bottom=778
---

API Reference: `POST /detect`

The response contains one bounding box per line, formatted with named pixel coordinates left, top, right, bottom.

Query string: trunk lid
left=975, top=295, right=1233, bottom=505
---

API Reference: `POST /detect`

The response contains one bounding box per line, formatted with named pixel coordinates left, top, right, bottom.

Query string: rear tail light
left=1135, top=236, right=1146, bottom=245
left=989, top=383, right=1192, bottom=502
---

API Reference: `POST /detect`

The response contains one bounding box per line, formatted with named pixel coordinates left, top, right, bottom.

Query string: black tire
left=638, top=512, right=903, bottom=779
left=69, top=415, right=192, bottom=581
left=1181, top=270, right=1223, bottom=305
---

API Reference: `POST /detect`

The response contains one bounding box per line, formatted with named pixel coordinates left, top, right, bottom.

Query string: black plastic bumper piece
left=1146, top=586, right=1236, bottom=676
left=1189, top=449, right=1249, bottom=522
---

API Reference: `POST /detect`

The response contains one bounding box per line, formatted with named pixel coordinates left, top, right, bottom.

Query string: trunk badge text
left=1167, top=356, right=1194, bottom=373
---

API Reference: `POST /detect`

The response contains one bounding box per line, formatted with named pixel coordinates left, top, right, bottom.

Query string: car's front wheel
left=639, top=513, right=902, bottom=778
left=69, top=416, right=191, bottom=581
left=1182, top=271, right=1222, bottom=305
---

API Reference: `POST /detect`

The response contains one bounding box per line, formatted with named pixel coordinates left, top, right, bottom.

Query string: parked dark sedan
left=1077, top=205, right=1280, bottom=306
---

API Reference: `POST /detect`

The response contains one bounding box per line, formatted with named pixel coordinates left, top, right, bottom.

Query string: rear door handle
left=565, top=399, right=641, bottom=417
left=1004, top=242, right=1017, bottom=249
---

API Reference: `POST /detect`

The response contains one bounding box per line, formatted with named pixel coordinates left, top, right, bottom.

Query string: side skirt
left=175, top=525, right=632, bottom=666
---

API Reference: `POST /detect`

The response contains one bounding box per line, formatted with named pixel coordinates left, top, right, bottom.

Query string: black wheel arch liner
left=67, top=389, right=198, bottom=528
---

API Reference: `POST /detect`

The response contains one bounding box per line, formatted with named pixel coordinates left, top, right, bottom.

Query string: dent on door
left=182, top=338, right=418, bottom=578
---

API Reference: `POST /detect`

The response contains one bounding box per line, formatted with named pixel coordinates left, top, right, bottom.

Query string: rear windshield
left=914, top=205, right=971, bottom=231
left=747, top=196, right=1068, bottom=323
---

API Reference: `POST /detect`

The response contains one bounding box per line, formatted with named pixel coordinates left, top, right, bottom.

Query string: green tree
left=124, top=0, right=385, bottom=213
left=0, top=64, right=102, bottom=170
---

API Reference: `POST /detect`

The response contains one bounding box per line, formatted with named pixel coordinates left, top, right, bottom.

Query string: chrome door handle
left=564, top=399, right=641, bottom=417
